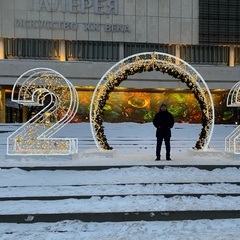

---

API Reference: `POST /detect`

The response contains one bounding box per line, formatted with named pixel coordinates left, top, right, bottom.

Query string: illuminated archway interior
left=90, top=52, right=215, bottom=151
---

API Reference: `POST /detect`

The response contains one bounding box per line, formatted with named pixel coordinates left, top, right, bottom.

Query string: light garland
left=7, top=68, right=79, bottom=155
left=90, top=52, right=215, bottom=151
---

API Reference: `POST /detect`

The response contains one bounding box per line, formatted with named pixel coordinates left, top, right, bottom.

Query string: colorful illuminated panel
left=74, top=90, right=234, bottom=124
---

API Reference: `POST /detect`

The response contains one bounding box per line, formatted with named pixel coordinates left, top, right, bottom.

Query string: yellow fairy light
left=16, top=138, right=22, bottom=143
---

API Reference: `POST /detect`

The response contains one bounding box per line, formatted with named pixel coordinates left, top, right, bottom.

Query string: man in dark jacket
left=153, top=103, right=175, bottom=161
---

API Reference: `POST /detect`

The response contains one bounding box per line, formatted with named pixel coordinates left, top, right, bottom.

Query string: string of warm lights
left=7, top=68, right=79, bottom=155
left=91, top=52, right=214, bottom=151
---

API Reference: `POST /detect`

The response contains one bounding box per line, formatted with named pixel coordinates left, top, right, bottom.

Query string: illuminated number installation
left=225, top=81, right=240, bottom=154
left=7, top=68, right=79, bottom=155
left=90, top=52, right=215, bottom=151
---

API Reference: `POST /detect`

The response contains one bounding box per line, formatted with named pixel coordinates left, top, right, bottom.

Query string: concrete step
left=1, top=192, right=240, bottom=201
left=1, top=165, right=240, bottom=171
left=1, top=165, right=240, bottom=223
left=2, top=210, right=240, bottom=223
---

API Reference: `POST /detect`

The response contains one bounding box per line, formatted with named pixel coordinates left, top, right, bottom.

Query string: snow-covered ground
left=1, top=122, right=240, bottom=240
left=1, top=122, right=239, bottom=166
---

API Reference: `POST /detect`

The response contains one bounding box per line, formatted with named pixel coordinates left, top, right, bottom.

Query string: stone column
left=22, top=106, right=28, bottom=123
left=0, top=88, right=6, bottom=123
left=0, top=37, right=4, bottom=59
left=119, top=43, right=124, bottom=60
left=229, top=45, right=235, bottom=67
left=0, top=39, right=5, bottom=122
left=60, top=40, right=66, bottom=61
left=175, top=44, right=180, bottom=65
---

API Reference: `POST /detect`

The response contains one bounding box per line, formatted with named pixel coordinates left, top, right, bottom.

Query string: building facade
left=0, top=0, right=240, bottom=124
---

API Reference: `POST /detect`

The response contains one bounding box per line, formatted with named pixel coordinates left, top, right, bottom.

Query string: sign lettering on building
left=16, top=0, right=130, bottom=32
left=28, top=0, right=119, bottom=15
left=16, top=19, right=130, bottom=32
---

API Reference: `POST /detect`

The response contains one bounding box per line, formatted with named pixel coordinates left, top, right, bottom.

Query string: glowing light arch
left=90, top=52, right=215, bottom=151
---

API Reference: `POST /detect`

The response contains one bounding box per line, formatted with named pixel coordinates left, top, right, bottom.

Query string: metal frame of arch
left=225, top=81, right=240, bottom=154
left=90, top=52, right=215, bottom=151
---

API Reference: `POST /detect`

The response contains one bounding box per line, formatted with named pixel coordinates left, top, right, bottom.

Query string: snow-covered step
left=1, top=165, right=240, bottom=223
left=3, top=164, right=240, bottom=171
left=2, top=193, right=240, bottom=201
left=2, top=195, right=240, bottom=215
left=2, top=210, right=240, bottom=224
left=1, top=218, right=240, bottom=239
left=1, top=195, right=240, bottom=223
left=1, top=167, right=240, bottom=187
left=1, top=183, right=240, bottom=198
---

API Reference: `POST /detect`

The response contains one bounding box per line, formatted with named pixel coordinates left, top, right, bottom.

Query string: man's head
left=160, top=103, right=167, bottom=111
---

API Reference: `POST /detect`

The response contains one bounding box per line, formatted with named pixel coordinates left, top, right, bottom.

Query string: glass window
left=4, top=38, right=60, bottom=60
left=124, top=43, right=174, bottom=57
left=180, top=45, right=228, bottom=65
left=66, top=41, right=119, bottom=61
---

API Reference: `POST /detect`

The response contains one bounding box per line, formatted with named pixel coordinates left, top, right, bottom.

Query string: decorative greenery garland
left=92, top=55, right=213, bottom=150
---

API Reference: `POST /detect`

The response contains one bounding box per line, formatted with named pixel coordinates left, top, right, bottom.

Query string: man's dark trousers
left=156, top=135, right=170, bottom=159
